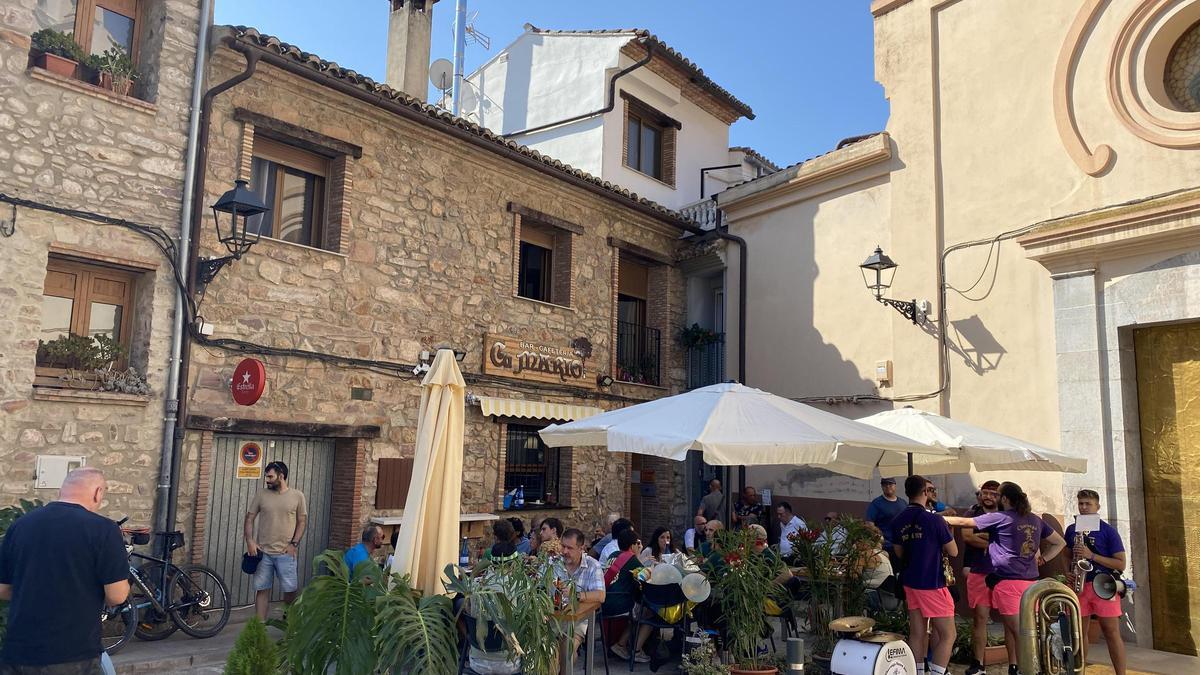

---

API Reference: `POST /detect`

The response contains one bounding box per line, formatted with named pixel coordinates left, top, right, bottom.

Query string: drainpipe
left=162, top=38, right=260, bottom=539
left=154, top=0, right=213, bottom=540
left=502, top=39, right=654, bottom=139
left=712, top=202, right=749, bottom=514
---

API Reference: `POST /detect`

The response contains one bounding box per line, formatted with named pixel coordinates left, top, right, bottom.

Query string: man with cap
left=867, top=477, right=906, bottom=550
left=962, top=480, right=1000, bottom=675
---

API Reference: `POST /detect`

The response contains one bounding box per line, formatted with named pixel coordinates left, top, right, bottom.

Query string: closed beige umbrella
left=390, top=349, right=466, bottom=596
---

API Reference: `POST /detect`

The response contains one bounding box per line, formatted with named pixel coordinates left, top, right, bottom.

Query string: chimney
left=386, top=0, right=436, bottom=100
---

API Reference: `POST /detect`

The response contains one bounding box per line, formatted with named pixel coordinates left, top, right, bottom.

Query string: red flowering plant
left=787, top=515, right=877, bottom=657
left=701, top=527, right=789, bottom=671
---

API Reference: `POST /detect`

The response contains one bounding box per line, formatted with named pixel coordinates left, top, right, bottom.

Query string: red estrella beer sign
left=231, top=358, right=266, bottom=406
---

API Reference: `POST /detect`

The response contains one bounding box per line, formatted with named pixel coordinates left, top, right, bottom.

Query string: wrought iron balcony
left=687, top=333, right=725, bottom=390
left=616, top=321, right=661, bottom=387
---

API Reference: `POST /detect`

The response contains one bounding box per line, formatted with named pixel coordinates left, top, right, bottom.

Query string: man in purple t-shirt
left=944, top=481, right=1066, bottom=675
left=961, top=480, right=999, bottom=675
left=1064, top=489, right=1126, bottom=675
left=891, top=475, right=957, bottom=675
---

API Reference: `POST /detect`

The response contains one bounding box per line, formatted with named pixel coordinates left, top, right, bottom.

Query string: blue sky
left=214, top=1, right=888, bottom=169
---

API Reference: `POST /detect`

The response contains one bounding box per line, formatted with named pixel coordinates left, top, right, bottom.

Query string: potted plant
left=702, top=528, right=790, bottom=674
left=681, top=631, right=731, bottom=675
left=30, top=29, right=83, bottom=78
left=89, top=42, right=137, bottom=96
left=678, top=323, right=721, bottom=350
left=282, top=550, right=458, bottom=674
left=787, top=516, right=879, bottom=669
left=445, top=552, right=566, bottom=675
left=950, top=618, right=1007, bottom=665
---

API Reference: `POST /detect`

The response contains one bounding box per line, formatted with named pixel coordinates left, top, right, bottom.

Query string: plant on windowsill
left=36, top=333, right=150, bottom=395
left=677, top=323, right=721, bottom=350
left=87, top=42, right=137, bottom=97
left=30, top=28, right=84, bottom=78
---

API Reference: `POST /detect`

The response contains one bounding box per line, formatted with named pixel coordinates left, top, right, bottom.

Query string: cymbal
left=829, top=616, right=876, bottom=633
left=859, top=631, right=904, bottom=643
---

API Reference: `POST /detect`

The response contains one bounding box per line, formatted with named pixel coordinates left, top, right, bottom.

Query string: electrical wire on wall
left=793, top=219, right=1046, bottom=406
left=1, top=193, right=653, bottom=406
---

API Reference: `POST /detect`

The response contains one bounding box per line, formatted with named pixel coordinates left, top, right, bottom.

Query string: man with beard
left=245, top=461, right=307, bottom=620
left=962, top=480, right=999, bottom=675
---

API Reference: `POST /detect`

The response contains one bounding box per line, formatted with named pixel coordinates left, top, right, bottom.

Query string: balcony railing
left=679, top=198, right=718, bottom=231
left=687, top=334, right=725, bottom=390
left=616, top=321, right=661, bottom=387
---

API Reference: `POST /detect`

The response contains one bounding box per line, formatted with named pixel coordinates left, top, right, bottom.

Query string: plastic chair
left=627, top=583, right=689, bottom=671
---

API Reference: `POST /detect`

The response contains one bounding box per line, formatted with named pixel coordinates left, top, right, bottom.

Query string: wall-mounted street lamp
left=196, top=179, right=269, bottom=286
left=859, top=246, right=926, bottom=325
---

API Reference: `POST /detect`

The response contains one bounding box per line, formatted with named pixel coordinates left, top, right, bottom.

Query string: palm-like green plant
left=445, top=553, right=568, bottom=675
left=282, top=551, right=457, bottom=675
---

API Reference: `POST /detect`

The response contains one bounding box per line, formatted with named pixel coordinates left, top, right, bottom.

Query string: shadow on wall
left=913, top=312, right=1007, bottom=376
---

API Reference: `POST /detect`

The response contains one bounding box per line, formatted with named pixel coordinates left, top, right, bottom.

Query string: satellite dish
left=429, top=58, right=454, bottom=91
left=460, top=86, right=478, bottom=112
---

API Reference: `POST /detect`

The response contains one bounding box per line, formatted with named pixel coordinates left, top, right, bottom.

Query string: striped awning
left=477, top=396, right=602, bottom=422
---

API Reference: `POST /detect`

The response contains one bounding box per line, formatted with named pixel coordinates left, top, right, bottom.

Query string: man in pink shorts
left=1065, top=489, right=1126, bottom=675
left=961, top=480, right=999, bottom=675
left=892, top=475, right=957, bottom=675
left=944, top=482, right=1067, bottom=675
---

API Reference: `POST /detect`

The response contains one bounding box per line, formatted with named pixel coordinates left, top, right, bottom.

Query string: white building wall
left=468, top=31, right=738, bottom=211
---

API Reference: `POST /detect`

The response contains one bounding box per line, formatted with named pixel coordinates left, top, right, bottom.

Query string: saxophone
left=1071, top=532, right=1093, bottom=594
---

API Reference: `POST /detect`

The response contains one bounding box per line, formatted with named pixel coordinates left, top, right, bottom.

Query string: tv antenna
left=464, top=11, right=491, bottom=50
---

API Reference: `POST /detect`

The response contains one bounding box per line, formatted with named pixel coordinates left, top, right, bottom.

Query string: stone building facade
left=174, top=27, right=695, bottom=587
left=0, top=1, right=202, bottom=523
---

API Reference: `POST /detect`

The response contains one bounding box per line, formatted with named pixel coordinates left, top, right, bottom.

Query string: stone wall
left=0, top=1, right=201, bottom=524
left=176, top=45, right=689, bottom=553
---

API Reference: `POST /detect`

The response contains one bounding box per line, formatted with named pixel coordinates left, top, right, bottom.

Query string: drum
left=830, top=637, right=914, bottom=675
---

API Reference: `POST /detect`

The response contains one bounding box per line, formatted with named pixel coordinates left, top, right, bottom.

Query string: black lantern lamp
left=196, top=180, right=269, bottom=286
left=859, top=246, right=925, bottom=325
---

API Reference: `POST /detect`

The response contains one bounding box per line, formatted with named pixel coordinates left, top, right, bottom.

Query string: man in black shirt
left=0, top=468, right=129, bottom=674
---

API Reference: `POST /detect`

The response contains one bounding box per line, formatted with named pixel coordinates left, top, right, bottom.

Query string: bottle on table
left=459, top=537, right=470, bottom=566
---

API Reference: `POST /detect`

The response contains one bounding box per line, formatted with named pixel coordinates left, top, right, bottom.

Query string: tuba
left=1070, top=533, right=1092, bottom=594
left=1019, top=579, right=1086, bottom=675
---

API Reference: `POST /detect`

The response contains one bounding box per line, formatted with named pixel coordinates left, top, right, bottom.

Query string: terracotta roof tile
left=728, top=146, right=781, bottom=173
left=226, top=26, right=697, bottom=227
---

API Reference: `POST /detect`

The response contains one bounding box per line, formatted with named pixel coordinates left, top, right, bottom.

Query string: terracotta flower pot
left=97, top=72, right=133, bottom=97
left=984, top=644, right=1008, bottom=665
left=35, top=52, right=77, bottom=78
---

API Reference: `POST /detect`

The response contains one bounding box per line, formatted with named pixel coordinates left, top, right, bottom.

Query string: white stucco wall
left=467, top=30, right=738, bottom=210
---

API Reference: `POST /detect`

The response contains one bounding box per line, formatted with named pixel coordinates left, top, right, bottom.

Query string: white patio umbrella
left=390, top=349, right=466, bottom=596
left=858, top=407, right=1088, bottom=477
left=538, top=382, right=945, bottom=479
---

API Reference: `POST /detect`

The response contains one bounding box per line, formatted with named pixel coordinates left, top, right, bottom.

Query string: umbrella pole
left=907, top=452, right=914, bottom=477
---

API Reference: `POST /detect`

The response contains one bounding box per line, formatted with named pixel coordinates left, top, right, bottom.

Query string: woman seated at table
left=749, top=524, right=793, bottom=586
left=638, top=526, right=677, bottom=565
left=857, top=522, right=894, bottom=590
left=602, top=529, right=654, bottom=663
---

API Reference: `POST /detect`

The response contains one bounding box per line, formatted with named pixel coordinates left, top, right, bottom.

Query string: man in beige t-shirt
left=244, top=460, right=307, bottom=620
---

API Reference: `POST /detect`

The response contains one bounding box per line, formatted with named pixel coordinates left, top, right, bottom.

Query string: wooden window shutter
left=375, top=458, right=415, bottom=509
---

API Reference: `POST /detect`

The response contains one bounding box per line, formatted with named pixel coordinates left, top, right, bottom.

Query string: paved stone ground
left=109, top=606, right=1192, bottom=674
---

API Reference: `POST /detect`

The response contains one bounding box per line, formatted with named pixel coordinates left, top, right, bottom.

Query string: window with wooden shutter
left=375, top=458, right=415, bottom=509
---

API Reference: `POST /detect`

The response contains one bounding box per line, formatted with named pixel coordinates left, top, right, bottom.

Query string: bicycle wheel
left=168, top=564, right=231, bottom=638
left=132, top=563, right=178, bottom=641
left=101, top=601, right=137, bottom=654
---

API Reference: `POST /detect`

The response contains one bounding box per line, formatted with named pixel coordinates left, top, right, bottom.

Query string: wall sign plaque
left=483, top=334, right=595, bottom=388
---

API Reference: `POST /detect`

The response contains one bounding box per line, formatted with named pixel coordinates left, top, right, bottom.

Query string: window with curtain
left=503, top=424, right=564, bottom=506
left=247, top=137, right=329, bottom=250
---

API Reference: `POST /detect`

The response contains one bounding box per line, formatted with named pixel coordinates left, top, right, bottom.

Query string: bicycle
left=103, top=522, right=232, bottom=654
